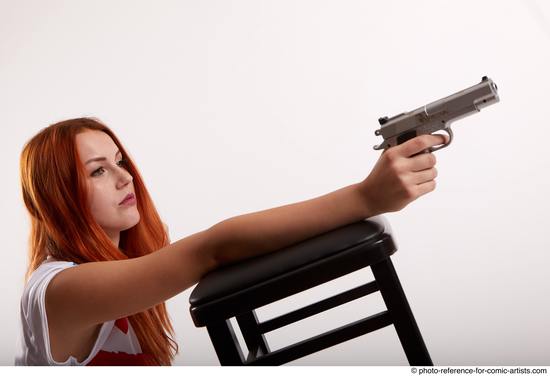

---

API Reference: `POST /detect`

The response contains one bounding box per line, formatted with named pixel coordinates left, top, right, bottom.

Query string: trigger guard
left=429, top=128, right=453, bottom=152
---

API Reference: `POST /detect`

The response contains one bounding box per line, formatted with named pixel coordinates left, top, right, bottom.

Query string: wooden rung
left=248, top=310, right=392, bottom=365
left=258, top=280, right=379, bottom=334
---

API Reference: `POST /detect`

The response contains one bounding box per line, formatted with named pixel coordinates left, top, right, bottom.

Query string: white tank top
left=15, top=256, right=156, bottom=365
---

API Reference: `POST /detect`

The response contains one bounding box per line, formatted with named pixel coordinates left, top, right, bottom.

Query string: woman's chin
left=121, top=214, right=141, bottom=231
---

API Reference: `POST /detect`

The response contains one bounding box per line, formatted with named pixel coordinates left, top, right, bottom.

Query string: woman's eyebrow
left=85, top=150, right=121, bottom=165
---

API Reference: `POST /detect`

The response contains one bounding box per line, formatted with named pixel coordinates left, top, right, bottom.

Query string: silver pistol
left=373, top=76, right=499, bottom=152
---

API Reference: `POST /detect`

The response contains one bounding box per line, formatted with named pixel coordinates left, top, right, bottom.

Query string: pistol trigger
left=428, top=128, right=453, bottom=152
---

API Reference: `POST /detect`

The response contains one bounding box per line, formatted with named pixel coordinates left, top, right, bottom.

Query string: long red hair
left=19, top=117, right=178, bottom=365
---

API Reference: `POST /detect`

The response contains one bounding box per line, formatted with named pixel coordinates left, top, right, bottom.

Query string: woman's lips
left=119, top=193, right=136, bottom=206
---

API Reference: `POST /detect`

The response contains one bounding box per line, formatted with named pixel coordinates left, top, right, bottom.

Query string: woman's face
left=76, top=130, right=140, bottom=246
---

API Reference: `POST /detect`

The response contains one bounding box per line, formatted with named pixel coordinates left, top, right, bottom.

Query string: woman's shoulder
left=31, top=255, right=75, bottom=277
left=16, top=256, right=83, bottom=365
left=42, top=255, right=77, bottom=266
left=22, top=257, right=78, bottom=306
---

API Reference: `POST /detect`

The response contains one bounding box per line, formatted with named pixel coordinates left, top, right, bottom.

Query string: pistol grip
left=396, top=130, right=418, bottom=146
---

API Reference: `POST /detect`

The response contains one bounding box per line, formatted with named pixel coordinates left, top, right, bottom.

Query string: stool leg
left=371, top=258, right=433, bottom=366
left=236, top=311, right=271, bottom=359
left=206, top=319, right=245, bottom=365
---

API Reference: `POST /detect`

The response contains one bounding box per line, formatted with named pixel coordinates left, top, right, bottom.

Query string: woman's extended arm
left=207, top=134, right=447, bottom=268
left=209, top=182, right=370, bottom=265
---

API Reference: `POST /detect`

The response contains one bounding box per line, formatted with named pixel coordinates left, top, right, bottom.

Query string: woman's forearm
left=205, top=134, right=448, bottom=268
left=208, top=183, right=376, bottom=266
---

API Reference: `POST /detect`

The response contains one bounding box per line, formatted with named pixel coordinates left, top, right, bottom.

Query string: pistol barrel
left=374, top=76, right=499, bottom=151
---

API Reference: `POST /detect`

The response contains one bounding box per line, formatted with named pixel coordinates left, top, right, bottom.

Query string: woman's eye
left=91, top=160, right=128, bottom=177
left=91, top=167, right=105, bottom=177
left=117, top=159, right=128, bottom=168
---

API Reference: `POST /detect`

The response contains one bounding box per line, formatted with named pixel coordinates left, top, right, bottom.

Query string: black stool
left=189, top=216, right=432, bottom=366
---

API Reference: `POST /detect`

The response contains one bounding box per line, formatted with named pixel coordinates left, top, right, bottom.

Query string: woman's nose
left=116, top=167, right=133, bottom=187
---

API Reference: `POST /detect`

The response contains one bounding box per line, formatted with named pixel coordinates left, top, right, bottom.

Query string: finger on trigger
left=433, top=133, right=448, bottom=145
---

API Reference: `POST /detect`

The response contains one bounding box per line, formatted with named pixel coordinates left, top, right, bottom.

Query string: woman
left=15, top=117, right=445, bottom=366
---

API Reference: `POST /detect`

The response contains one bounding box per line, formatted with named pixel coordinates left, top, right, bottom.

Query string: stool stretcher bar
left=257, top=280, right=380, bottom=334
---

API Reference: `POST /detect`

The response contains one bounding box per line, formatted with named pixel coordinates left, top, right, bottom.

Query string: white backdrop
left=1, top=0, right=549, bottom=366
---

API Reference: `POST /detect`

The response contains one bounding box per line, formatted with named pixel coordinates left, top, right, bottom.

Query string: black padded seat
left=189, top=215, right=432, bottom=366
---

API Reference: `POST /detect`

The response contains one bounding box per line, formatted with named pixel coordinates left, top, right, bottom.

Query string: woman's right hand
left=358, top=134, right=448, bottom=216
